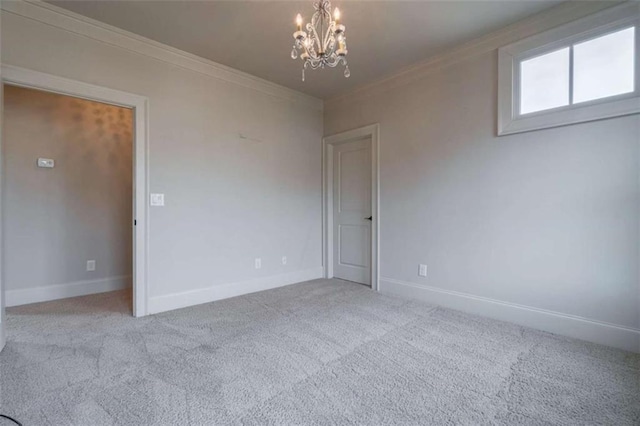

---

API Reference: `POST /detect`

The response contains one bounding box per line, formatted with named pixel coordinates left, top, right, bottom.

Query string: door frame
left=0, top=65, right=149, bottom=317
left=322, top=124, right=380, bottom=291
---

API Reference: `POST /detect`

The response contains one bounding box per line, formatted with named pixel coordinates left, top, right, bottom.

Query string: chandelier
left=291, top=1, right=350, bottom=81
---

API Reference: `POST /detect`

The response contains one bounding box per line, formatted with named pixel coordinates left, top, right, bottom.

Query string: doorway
left=4, top=84, right=135, bottom=308
left=323, top=124, right=379, bottom=290
left=0, top=66, right=148, bottom=342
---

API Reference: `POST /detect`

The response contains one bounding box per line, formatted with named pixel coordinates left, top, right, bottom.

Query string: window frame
left=498, top=3, right=640, bottom=136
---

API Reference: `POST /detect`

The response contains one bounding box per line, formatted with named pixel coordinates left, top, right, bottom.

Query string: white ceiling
left=48, top=1, right=564, bottom=99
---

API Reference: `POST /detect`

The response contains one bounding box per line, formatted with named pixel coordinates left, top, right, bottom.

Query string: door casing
left=0, top=65, right=149, bottom=320
left=322, top=124, right=380, bottom=291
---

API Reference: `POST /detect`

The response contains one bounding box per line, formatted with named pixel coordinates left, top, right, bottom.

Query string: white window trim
left=498, top=2, right=640, bottom=136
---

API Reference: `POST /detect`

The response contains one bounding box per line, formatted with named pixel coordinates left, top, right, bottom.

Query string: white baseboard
left=0, top=293, right=5, bottom=351
left=6, top=275, right=132, bottom=307
left=0, top=323, right=5, bottom=352
left=148, top=267, right=325, bottom=315
left=380, top=277, right=640, bottom=353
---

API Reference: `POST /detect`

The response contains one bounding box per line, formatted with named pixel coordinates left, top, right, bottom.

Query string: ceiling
left=49, top=1, right=564, bottom=99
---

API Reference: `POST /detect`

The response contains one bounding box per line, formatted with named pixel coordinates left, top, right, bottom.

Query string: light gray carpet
left=0, top=279, right=638, bottom=425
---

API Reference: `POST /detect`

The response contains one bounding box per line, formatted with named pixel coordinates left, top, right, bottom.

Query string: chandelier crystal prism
left=291, top=1, right=350, bottom=81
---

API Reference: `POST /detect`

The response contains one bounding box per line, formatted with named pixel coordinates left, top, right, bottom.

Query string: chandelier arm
left=311, top=24, right=322, bottom=54
left=301, top=39, right=311, bottom=58
left=323, top=21, right=334, bottom=54
left=307, top=42, right=317, bottom=59
left=309, top=9, right=322, bottom=53
left=318, top=7, right=325, bottom=52
left=326, top=54, right=341, bottom=67
left=301, top=30, right=317, bottom=59
left=323, top=55, right=335, bottom=67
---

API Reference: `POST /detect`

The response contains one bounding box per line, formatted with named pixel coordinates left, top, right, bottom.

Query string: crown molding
left=325, top=1, right=626, bottom=109
left=1, top=0, right=323, bottom=111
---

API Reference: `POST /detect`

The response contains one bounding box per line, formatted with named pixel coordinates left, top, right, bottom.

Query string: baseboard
left=148, top=267, right=325, bottom=315
left=0, top=323, right=6, bottom=352
left=380, top=277, right=640, bottom=353
left=0, top=293, right=4, bottom=350
left=6, top=275, right=132, bottom=307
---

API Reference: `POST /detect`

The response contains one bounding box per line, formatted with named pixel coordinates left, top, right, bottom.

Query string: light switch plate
left=86, top=260, right=96, bottom=271
left=37, top=158, right=55, bottom=168
left=150, top=193, right=165, bottom=206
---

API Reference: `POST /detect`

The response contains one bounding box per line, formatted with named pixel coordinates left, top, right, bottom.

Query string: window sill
left=498, top=92, right=640, bottom=135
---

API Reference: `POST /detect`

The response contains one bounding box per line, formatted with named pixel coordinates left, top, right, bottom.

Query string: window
left=572, top=27, right=635, bottom=104
left=520, top=47, right=570, bottom=114
left=498, top=3, right=639, bottom=135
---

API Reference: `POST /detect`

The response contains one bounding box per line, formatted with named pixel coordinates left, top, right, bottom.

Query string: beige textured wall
left=3, top=85, right=133, bottom=292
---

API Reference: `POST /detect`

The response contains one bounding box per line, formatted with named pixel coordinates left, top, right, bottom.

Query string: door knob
left=365, top=216, right=372, bottom=221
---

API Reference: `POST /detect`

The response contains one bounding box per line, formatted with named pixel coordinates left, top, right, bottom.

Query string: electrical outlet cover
left=419, top=264, right=427, bottom=277
left=87, top=260, right=96, bottom=271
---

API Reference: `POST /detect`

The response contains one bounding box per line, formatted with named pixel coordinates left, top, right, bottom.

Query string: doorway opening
left=3, top=84, right=135, bottom=314
left=323, top=124, right=379, bottom=290
left=0, top=66, right=148, bottom=333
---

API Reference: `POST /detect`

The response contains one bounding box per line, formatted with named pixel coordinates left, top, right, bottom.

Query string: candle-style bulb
left=296, top=13, right=303, bottom=30
left=333, top=7, right=340, bottom=22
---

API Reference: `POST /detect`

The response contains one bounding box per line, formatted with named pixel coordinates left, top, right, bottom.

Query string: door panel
left=333, top=137, right=371, bottom=285
left=339, top=224, right=370, bottom=267
left=339, top=148, right=370, bottom=212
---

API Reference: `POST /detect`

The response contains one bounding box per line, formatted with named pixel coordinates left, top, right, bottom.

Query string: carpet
left=0, top=279, right=638, bottom=425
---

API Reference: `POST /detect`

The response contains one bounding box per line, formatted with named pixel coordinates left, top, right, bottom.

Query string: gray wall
left=3, top=85, right=133, bottom=292
left=324, top=8, right=639, bottom=332
left=1, top=4, right=323, bottom=305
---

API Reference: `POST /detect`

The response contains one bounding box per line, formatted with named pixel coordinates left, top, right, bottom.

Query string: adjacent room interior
left=0, top=1, right=638, bottom=425
left=3, top=85, right=134, bottom=312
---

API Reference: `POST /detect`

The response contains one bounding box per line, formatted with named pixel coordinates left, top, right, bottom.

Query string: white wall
left=324, top=3, right=640, bottom=351
left=0, top=2, right=323, bottom=313
left=0, top=4, right=6, bottom=352
left=3, top=86, right=133, bottom=306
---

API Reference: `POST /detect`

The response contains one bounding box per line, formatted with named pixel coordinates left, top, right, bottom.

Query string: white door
left=333, top=137, right=372, bottom=286
left=1, top=52, right=6, bottom=352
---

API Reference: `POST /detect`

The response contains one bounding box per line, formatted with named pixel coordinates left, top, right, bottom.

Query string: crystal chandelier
left=291, top=1, right=350, bottom=81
